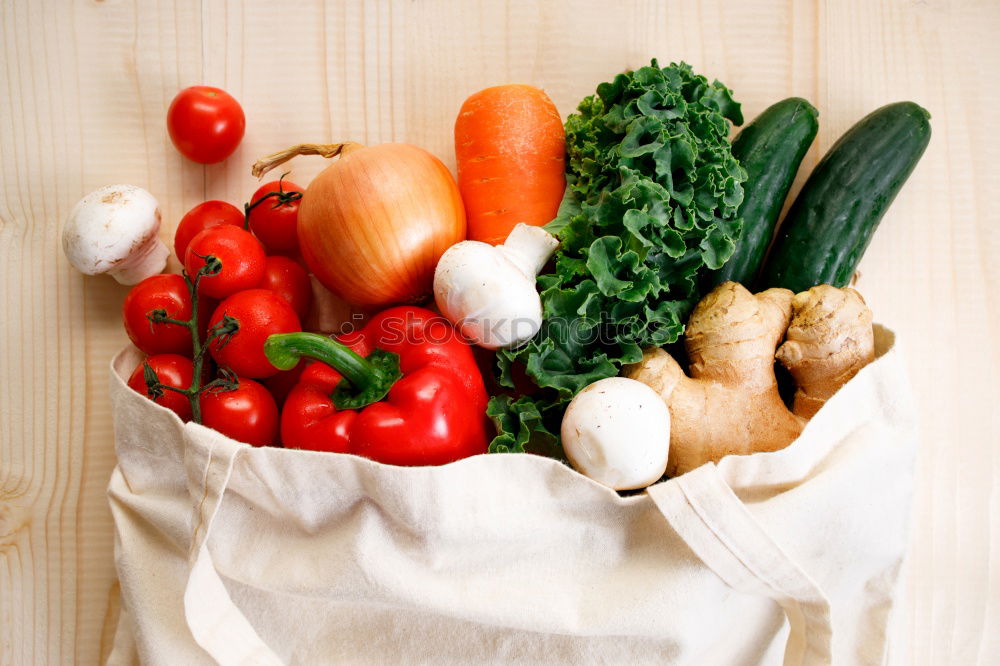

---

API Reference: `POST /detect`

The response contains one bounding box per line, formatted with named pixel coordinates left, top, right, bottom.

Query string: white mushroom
left=433, top=223, right=558, bottom=349
left=561, top=377, right=671, bottom=491
left=62, top=184, right=169, bottom=285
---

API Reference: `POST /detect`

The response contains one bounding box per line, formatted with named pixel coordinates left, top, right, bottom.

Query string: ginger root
left=777, top=286, right=875, bottom=419
left=624, top=282, right=874, bottom=477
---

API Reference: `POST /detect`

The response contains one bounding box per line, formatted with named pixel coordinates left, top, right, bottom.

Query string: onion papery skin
left=298, top=143, right=467, bottom=309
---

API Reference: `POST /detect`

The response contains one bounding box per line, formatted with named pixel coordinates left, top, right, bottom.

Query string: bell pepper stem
left=265, top=332, right=402, bottom=410
left=265, top=332, right=383, bottom=391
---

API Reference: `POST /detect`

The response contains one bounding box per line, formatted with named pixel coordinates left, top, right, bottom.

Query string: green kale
left=489, top=60, right=746, bottom=454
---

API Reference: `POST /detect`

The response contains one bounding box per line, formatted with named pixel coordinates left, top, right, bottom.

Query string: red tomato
left=127, top=354, right=194, bottom=421
left=174, top=200, right=244, bottom=260
left=259, top=255, right=313, bottom=319
left=246, top=179, right=304, bottom=254
left=166, top=86, right=245, bottom=164
left=122, top=274, right=194, bottom=355
left=208, top=289, right=301, bottom=378
left=184, top=225, right=266, bottom=300
left=200, top=377, right=278, bottom=446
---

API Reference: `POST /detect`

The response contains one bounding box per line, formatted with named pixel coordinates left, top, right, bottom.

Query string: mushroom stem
left=109, top=235, right=170, bottom=285
left=500, top=224, right=559, bottom=277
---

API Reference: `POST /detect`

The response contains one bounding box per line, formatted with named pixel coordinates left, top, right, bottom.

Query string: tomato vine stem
left=143, top=259, right=238, bottom=423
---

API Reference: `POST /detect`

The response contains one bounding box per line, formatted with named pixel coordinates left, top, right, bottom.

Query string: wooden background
left=1, top=0, right=997, bottom=663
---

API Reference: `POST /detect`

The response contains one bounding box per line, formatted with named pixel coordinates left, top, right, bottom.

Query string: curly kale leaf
left=489, top=60, right=746, bottom=454
left=487, top=395, right=561, bottom=458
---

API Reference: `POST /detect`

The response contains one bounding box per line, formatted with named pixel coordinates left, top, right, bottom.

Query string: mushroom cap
left=62, top=184, right=162, bottom=275
left=561, top=377, right=671, bottom=490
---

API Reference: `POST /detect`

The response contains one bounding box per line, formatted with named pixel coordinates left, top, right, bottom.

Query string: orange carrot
left=454, top=84, right=566, bottom=245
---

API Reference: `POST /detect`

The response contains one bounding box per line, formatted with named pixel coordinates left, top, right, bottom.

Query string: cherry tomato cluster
left=123, top=179, right=314, bottom=447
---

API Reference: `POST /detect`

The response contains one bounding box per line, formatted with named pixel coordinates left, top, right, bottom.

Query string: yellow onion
left=252, top=142, right=466, bottom=308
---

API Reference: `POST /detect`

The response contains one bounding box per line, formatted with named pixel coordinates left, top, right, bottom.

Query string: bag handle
left=181, top=426, right=284, bottom=666
left=647, top=464, right=833, bottom=665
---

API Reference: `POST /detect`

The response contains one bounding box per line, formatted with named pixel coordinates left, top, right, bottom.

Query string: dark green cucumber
left=759, top=101, right=931, bottom=292
left=707, top=97, right=818, bottom=287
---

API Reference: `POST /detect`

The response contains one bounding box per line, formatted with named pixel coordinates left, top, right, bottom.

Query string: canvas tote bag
left=105, top=325, right=916, bottom=666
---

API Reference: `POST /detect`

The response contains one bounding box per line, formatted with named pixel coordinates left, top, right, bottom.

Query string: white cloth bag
left=106, top=326, right=916, bottom=666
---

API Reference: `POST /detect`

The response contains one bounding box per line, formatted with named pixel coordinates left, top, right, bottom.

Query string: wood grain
left=0, top=1, right=997, bottom=663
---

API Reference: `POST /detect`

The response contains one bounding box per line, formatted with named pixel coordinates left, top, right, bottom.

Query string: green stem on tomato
left=156, top=384, right=191, bottom=397
left=242, top=172, right=303, bottom=230
left=149, top=314, right=190, bottom=328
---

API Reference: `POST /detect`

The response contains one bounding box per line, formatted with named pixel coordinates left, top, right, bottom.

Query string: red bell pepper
left=264, top=306, right=489, bottom=465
